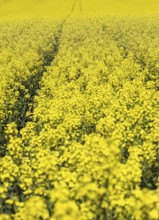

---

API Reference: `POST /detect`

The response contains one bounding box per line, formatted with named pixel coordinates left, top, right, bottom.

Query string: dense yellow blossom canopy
left=0, top=0, right=159, bottom=19
left=0, top=0, right=159, bottom=220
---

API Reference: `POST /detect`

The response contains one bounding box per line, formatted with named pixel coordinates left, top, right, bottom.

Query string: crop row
left=1, top=17, right=159, bottom=220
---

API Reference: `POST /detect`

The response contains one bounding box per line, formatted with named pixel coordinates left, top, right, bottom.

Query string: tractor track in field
left=80, top=0, right=83, bottom=13
left=0, top=30, right=62, bottom=157
left=0, top=0, right=80, bottom=157
left=11, top=0, right=79, bottom=129
left=24, top=0, right=81, bottom=126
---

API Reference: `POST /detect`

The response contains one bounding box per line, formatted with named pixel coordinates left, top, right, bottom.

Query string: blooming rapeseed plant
left=1, top=1, right=159, bottom=219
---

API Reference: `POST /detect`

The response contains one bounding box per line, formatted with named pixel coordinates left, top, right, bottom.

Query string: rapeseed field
left=0, top=0, right=159, bottom=219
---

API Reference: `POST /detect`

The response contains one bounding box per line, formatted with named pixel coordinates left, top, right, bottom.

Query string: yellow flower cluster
left=1, top=2, right=159, bottom=219
left=0, top=20, right=61, bottom=156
